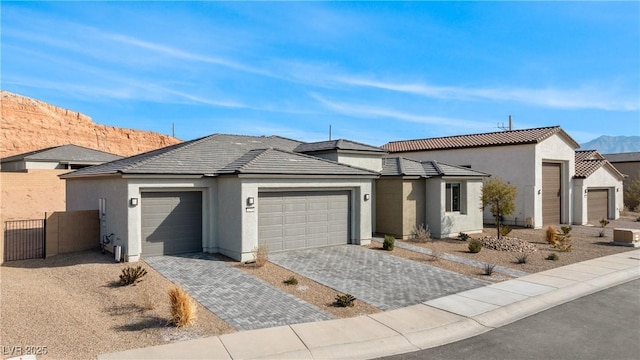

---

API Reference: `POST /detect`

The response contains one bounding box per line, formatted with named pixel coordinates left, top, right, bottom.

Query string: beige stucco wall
left=396, top=133, right=577, bottom=228
left=337, top=153, right=383, bottom=172
left=572, top=166, right=623, bottom=225
left=375, top=178, right=404, bottom=238
left=402, top=179, right=425, bottom=238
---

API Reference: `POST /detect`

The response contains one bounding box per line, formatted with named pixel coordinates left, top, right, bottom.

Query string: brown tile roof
left=603, top=152, right=640, bottom=163
left=380, top=157, right=490, bottom=178
left=574, top=150, right=624, bottom=179
left=382, top=126, right=580, bottom=152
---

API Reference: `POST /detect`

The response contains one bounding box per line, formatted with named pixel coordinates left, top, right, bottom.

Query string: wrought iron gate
left=4, top=219, right=45, bottom=261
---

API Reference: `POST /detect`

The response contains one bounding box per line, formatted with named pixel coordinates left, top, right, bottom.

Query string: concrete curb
left=98, top=250, right=640, bottom=360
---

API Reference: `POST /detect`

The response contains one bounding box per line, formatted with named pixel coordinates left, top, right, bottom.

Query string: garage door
left=258, top=191, right=350, bottom=252
left=542, top=162, right=561, bottom=225
left=587, top=189, right=609, bottom=224
left=141, top=192, right=202, bottom=256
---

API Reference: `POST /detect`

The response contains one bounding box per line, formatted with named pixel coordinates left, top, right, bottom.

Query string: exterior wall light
left=616, top=188, right=619, bottom=192
left=247, top=197, right=255, bottom=206
left=584, top=189, right=588, bottom=194
left=537, top=189, right=542, bottom=195
left=364, top=194, right=370, bottom=201
left=130, top=197, right=138, bottom=206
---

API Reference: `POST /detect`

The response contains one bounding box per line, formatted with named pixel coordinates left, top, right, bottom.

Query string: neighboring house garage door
left=141, top=192, right=202, bottom=256
left=542, top=162, right=561, bottom=225
left=258, top=191, right=350, bottom=252
left=587, top=189, right=609, bottom=223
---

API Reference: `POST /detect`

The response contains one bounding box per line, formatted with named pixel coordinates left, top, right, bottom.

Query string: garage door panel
left=142, top=192, right=202, bottom=257
left=587, top=189, right=608, bottom=223
left=259, top=191, right=349, bottom=252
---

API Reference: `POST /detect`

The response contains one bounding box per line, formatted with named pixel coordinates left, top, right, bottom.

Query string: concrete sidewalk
left=99, top=250, right=640, bottom=360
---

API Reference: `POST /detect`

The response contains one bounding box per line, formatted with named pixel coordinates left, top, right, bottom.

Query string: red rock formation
left=0, top=91, right=182, bottom=158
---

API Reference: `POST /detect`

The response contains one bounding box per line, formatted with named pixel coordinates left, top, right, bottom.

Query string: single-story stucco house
left=376, top=157, right=489, bottom=239
left=383, top=126, right=624, bottom=228
left=61, top=134, right=379, bottom=262
left=603, top=152, right=640, bottom=210
left=1, top=144, right=122, bottom=171
left=573, top=150, right=625, bottom=225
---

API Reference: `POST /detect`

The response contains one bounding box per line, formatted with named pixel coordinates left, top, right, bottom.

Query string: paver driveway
left=145, top=253, right=334, bottom=331
left=270, top=245, right=490, bottom=311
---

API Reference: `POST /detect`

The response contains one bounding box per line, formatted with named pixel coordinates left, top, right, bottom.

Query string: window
left=446, top=183, right=461, bottom=212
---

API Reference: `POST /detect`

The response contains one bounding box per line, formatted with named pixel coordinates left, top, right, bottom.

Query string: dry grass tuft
left=545, top=226, right=557, bottom=245
left=254, top=245, right=269, bottom=267
left=140, top=288, right=156, bottom=311
left=409, top=224, right=431, bottom=243
left=168, top=286, right=196, bottom=327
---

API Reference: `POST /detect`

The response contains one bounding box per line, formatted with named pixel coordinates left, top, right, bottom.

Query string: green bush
left=483, top=263, right=496, bottom=276
left=383, top=235, right=395, bottom=251
left=334, top=293, right=356, bottom=307
left=545, top=253, right=559, bottom=261
left=468, top=239, right=482, bottom=253
left=515, top=253, right=529, bottom=264
left=457, top=232, right=470, bottom=241
left=283, top=276, right=298, bottom=285
left=119, top=265, right=147, bottom=286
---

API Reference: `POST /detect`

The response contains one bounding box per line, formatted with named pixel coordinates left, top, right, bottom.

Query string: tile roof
left=1, top=144, right=122, bottom=163
left=294, top=139, right=386, bottom=153
left=381, top=157, right=490, bottom=178
left=603, top=152, right=640, bottom=163
left=61, top=134, right=376, bottom=178
left=219, top=148, right=378, bottom=176
left=382, top=126, right=580, bottom=152
left=574, top=150, right=625, bottom=179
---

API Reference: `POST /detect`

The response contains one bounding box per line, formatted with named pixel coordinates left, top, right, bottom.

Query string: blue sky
left=2, top=1, right=639, bottom=146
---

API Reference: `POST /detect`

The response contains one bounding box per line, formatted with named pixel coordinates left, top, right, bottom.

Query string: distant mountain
left=580, top=135, right=640, bottom=154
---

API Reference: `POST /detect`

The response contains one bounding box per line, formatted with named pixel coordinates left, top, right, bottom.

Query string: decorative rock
left=479, top=236, right=537, bottom=253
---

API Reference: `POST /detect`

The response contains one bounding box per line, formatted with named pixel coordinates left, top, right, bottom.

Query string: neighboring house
left=61, top=134, right=378, bottom=262
left=377, top=157, right=489, bottom=239
left=383, top=126, right=622, bottom=228
left=1, top=144, right=122, bottom=171
left=573, top=150, right=625, bottom=225
left=603, top=152, right=640, bottom=210
left=294, top=139, right=386, bottom=172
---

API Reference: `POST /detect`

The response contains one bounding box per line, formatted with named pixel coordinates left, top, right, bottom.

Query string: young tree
left=624, top=172, right=640, bottom=211
left=481, top=177, right=517, bottom=239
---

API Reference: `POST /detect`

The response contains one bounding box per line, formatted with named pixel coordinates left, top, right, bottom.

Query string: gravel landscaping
left=2, top=214, right=637, bottom=359
left=0, top=251, right=234, bottom=360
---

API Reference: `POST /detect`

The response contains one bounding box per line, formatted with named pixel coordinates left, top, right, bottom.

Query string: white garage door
left=258, top=191, right=350, bottom=252
left=141, top=192, right=202, bottom=256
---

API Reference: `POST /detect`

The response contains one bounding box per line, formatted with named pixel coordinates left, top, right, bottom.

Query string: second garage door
left=141, top=191, right=202, bottom=257
left=587, top=189, right=609, bottom=224
left=258, top=191, right=350, bottom=252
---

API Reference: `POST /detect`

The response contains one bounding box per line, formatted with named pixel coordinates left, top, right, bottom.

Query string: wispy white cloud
left=334, top=77, right=639, bottom=111
left=311, top=94, right=489, bottom=129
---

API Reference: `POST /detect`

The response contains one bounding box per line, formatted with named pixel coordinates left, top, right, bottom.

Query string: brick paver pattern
left=145, top=253, right=334, bottom=331
left=270, top=245, right=490, bottom=311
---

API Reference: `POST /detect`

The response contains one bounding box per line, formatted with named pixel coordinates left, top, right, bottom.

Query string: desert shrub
left=458, top=232, right=470, bottom=241
left=168, top=286, right=196, bottom=327
left=515, top=252, right=529, bottom=264
left=598, top=218, right=610, bottom=237
left=383, top=235, right=395, bottom=251
left=545, top=253, right=559, bottom=261
left=253, top=245, right=269, bottom=267
left=468, top=239, right=482, bottom=253
left=499, top=225, right=512, bottom=237
left=545, top=226, right=557, bottom=246
left=283, top=276, right=298, bottom=285
left=334, top=293, right=356, bottom=307
left=410, top=224, right=431, bottom=242
left=483, top=263, right=496, bottom=276
left=554, top=226, right=573, bottom=252
left=119, top=265, right=147, bottom=286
